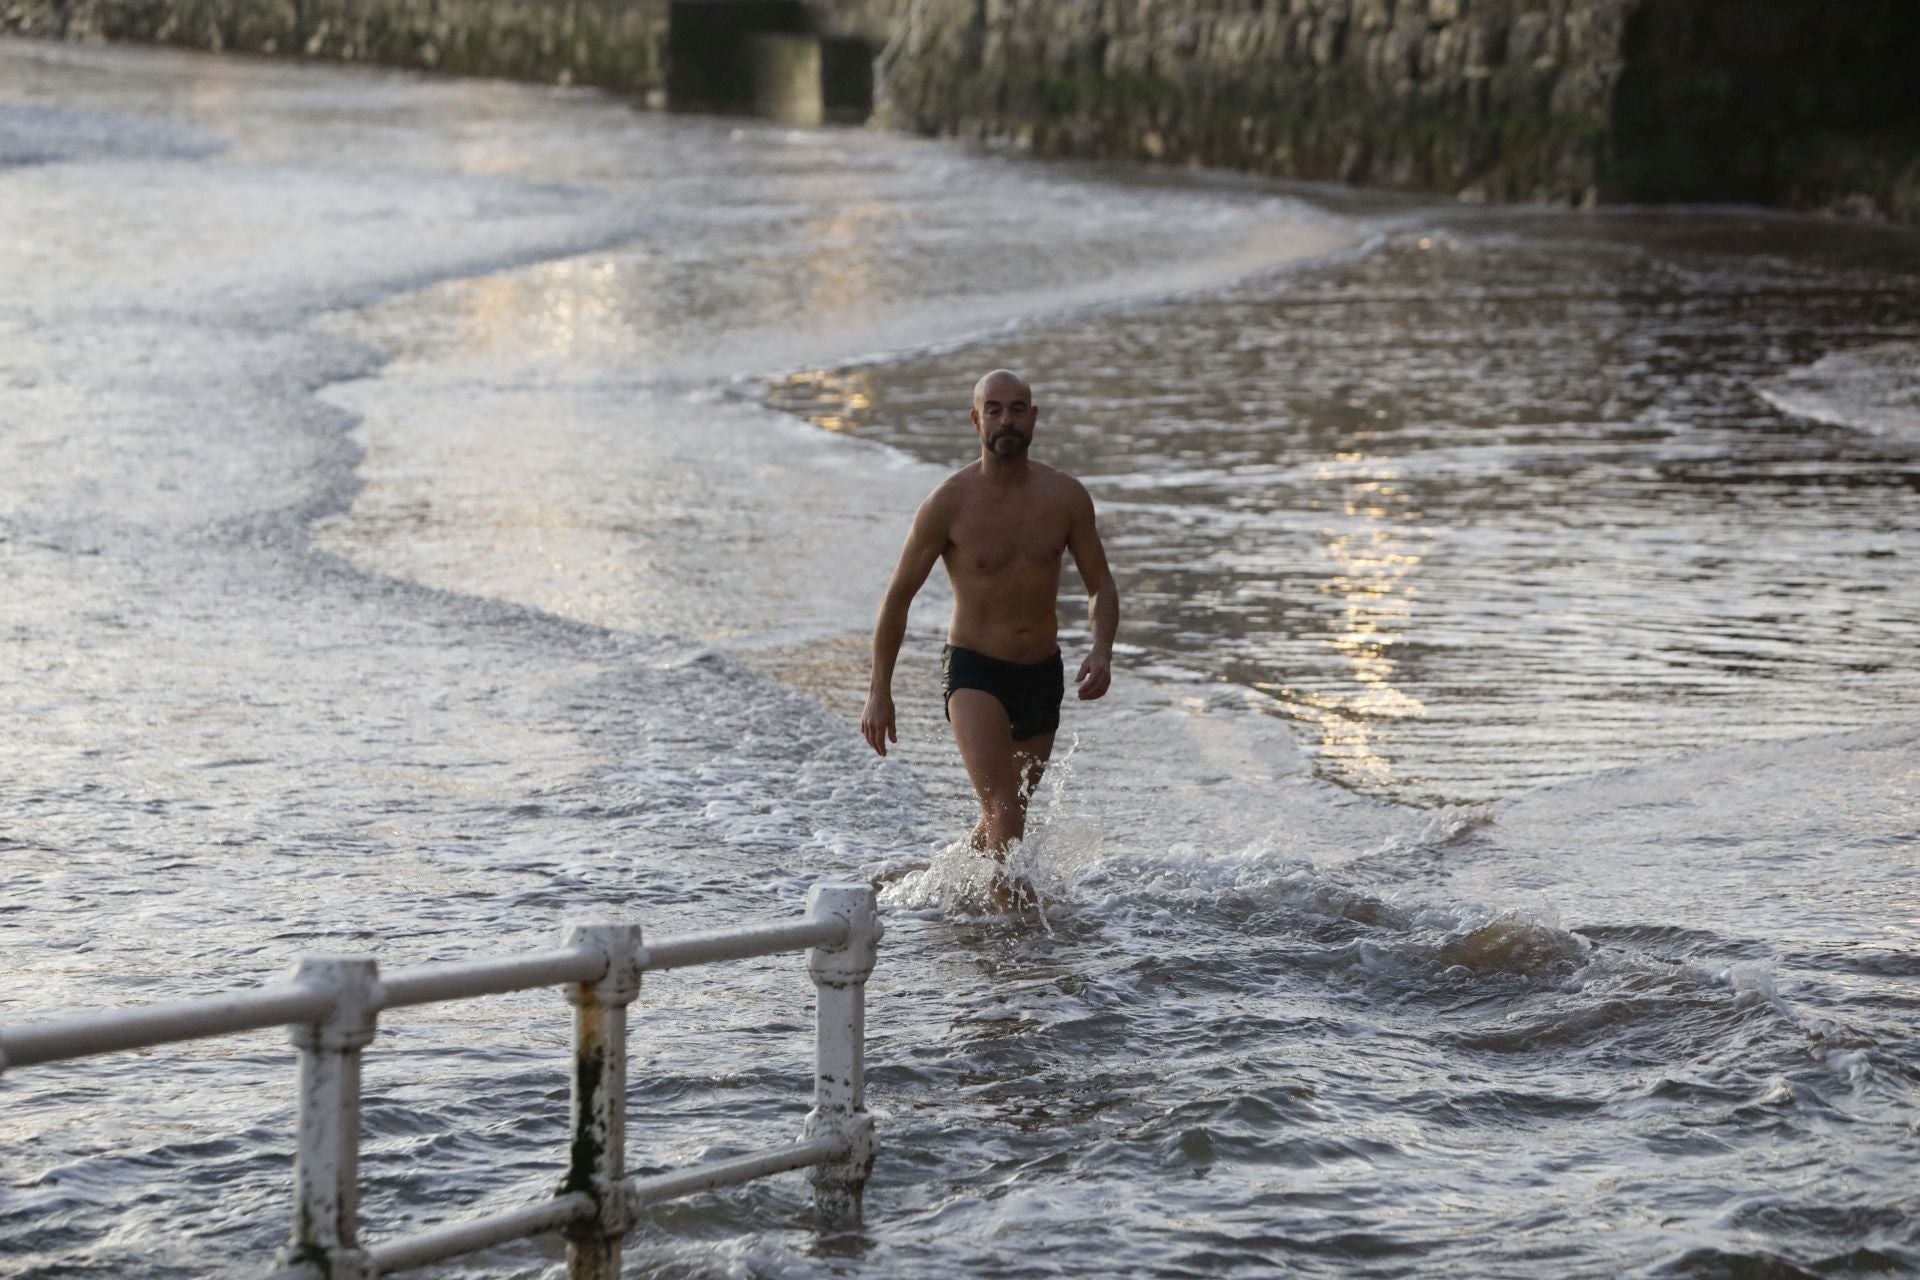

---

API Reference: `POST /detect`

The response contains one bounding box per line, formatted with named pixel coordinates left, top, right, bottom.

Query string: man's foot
left=989, top=871, right=1040, bottom=913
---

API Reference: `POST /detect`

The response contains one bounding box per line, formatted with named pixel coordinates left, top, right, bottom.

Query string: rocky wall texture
left=7, top=0, right=1914, bottom=221
left=2, top=0, right=666, bottom=92
left=818, top=0, right=1920, bottom=221
left=823, top=0, right=1631, bottom=205
left=1611, top=0, right=1920, bottom=222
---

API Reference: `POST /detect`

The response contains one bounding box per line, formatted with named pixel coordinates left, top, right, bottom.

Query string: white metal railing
left=0, top=882, right=882, bottom=1280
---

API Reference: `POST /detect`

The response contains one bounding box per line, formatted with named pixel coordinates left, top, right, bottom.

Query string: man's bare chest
left=947, top=506, right=1069, bottom=577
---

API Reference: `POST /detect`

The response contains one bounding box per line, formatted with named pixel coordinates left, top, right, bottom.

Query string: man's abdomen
left=944, top=547, right=1065, bottom=663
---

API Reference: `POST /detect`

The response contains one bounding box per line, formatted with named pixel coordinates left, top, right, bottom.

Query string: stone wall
left=7, top=0, right=1915, bottom=220
left=0, top=0, right=863, bottom=119
left=816, top=0, right=1920, bottom=220
left=2, top=0, right=667, bottom=92
left=817, top=0, right=1632, bottom=205
left=1611, top=0, right=1920, bottom=221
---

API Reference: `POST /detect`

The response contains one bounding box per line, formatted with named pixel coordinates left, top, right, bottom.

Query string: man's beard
left=990, top=429, right=1031, bottom=457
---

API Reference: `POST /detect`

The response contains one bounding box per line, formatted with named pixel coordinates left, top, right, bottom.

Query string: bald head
left=970, top=369, right=1038, bottom=461
left=973, top=368, right=1032, bottom=413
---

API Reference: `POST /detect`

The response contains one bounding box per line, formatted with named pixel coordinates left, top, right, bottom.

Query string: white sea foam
left=1757, top=339, right=1920, bottom=437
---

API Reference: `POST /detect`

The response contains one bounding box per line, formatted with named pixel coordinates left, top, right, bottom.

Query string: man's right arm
left=861, top=492, right=948, bottom=757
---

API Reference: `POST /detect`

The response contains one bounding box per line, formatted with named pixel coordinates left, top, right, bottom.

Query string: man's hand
left=1075, top=651, right=1112, bottom=701
left=861, top=690, right=898, bottom=756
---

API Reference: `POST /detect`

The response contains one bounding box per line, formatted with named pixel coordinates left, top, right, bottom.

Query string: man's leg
left=951, top=692, right=1061, bottom=910
left=948, top=689, right=1025, bottom=851
left=1011, top=732, right=1057, bottom=830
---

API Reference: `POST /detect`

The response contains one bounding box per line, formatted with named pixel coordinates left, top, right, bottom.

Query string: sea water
left=1, top=39, right=1916, bottom=1279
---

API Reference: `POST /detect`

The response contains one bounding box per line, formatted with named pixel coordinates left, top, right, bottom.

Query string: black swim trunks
left=941, top=644, right=1065, bottom=742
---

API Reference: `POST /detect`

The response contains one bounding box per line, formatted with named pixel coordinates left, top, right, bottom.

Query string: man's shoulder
left=930, top=460, right=1091, bottom=504
left=1032, top=461, right=1092, bottom=508
left=913, top=465, right=977, bottom=525
left=938, top=460, right=1089, bottom=505
left=929, top=463, right=981, bottom=502
left=1035, top=460, right=1085, bottom=489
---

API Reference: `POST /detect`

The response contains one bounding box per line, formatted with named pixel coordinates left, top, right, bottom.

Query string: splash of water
left=878, top=735, right=1104, bottom=922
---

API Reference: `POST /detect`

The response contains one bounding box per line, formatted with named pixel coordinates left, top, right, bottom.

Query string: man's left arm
left=1066, top=481, right=1118, bottom=701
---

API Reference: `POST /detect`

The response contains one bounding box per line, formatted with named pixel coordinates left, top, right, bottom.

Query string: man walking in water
left=860, top=369, right=1119, bottom=905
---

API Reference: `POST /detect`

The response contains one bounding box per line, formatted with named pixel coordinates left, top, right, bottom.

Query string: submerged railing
left=0, top=882, right=881, bottom=1279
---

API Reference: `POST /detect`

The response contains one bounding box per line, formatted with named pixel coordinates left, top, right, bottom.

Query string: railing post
left=560, top=922, right=643, bottom=1280
left=277, top=955, right=380, bottom=1280
left=801, top=883, right=880, bottom=1227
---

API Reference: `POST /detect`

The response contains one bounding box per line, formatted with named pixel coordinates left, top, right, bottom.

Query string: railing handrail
left=0, top=885, right=882, bottom=1280
left=0, top=912, right=855, bottom=1073
left=639, top=916, right=847, bottom=972
left=380, top=945, right=606, bottom=1010
left=0, top=983, right=336, bottom=1073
